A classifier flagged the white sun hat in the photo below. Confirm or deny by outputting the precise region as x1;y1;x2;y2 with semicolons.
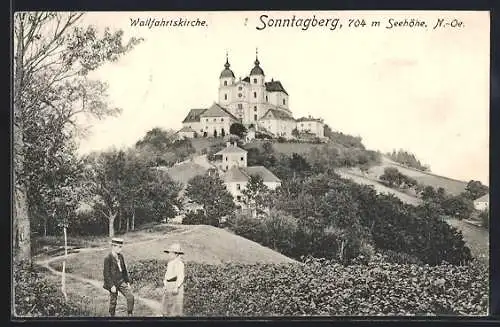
164;243;184;254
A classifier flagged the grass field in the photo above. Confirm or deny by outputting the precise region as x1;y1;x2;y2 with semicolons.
336;169;423;206
444;218;489;265
47;224;295;282
368;156;468;195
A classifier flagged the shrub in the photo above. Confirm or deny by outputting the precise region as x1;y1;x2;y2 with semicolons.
129;258;488;316
182;210;219;227
13;261;89;317
479;210;489;229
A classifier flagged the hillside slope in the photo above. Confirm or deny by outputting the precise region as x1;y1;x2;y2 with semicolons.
336;169;422;206
370;156;468;195
48;224;296;282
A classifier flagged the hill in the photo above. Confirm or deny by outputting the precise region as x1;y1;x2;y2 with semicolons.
336;169;422;206
370;156;468;195
46;224;296;282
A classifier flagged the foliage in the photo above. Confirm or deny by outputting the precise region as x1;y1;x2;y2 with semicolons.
135;128;195;166
324;125;365;149
386;149;430;171
259;172;472;266
183;209;219;227
13;12;142;262
207;141;226;161
229;123;247;138
442;195;475;220
185;172;235;221
129;258;488;316
81;149;182;236
14;261;90;317
380;167;417;189
463;180;489;201
479;210;489;229
307;144;380;172
241;175;271;217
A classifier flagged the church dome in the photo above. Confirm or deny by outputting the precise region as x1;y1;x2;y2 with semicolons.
220;56;235;79
250;57;264;76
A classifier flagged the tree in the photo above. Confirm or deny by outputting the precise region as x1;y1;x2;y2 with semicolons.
291;128;300;138
13;12;142;263
386;149;429;171
241;175;270;217
379;167;401;188
83;150;182;236
464;180;489;200
229;123;247;138
83;150;127;237
421;186;437;201
442;195;474;219
135;127;175;151
185;173;235;223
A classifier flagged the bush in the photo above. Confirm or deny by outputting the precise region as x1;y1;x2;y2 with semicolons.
13;261;89;317
183;210;219;227
129;258;488;316
479;210;489;228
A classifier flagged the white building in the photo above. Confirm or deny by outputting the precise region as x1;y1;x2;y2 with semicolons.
214;142;281;205
474;193;489;211
296;116;325;139
181;103;239;138
178;50;326;139
259;109;296;139
218;51;291;127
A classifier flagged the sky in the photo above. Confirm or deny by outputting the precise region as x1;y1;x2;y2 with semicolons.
75;11;489;185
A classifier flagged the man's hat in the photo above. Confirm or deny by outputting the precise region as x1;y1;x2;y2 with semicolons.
164;243;184;254
111;237;124;245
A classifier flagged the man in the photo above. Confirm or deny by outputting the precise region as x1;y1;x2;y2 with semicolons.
103;237;135;317
162;243;185;317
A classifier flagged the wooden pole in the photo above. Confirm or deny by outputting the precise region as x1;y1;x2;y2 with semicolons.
62;225;68;301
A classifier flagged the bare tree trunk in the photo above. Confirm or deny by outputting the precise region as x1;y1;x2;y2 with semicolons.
13;16;31;264
126;209;130;233
131;208;135;231
44;216;48;237
108;212;116;238
117;210;122;233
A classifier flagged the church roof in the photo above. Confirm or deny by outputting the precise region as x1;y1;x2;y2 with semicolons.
474;193;489;202
200;103;239;120
265;81;288;95
296;116;324;123
242;76;250;83
220;56;235;79
260;108;296;121
224;166;281;184
220;68;235;78
182;109;206;123
242;166;281;183
215;143;247;155
223;166;249;183
177;126;196;133
250;57;265;76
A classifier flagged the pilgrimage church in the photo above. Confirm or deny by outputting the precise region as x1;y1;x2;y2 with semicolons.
179;50;325;140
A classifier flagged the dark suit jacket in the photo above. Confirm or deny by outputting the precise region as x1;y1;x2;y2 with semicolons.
103;252;130;291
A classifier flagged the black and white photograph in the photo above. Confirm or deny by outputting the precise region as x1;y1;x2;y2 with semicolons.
12;10;489;318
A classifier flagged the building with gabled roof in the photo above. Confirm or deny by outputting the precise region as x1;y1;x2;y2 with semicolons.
474;193;489;211
296;115;325;138
178;50;326;140
213;142;281;205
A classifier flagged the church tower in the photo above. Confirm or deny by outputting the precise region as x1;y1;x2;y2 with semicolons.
248;48;266;124
219;52;235;106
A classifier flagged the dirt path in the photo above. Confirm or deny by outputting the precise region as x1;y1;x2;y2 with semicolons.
34;225;201;317
37;254;163;316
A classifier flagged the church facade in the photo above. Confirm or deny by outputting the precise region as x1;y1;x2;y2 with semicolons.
180;51;325;140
